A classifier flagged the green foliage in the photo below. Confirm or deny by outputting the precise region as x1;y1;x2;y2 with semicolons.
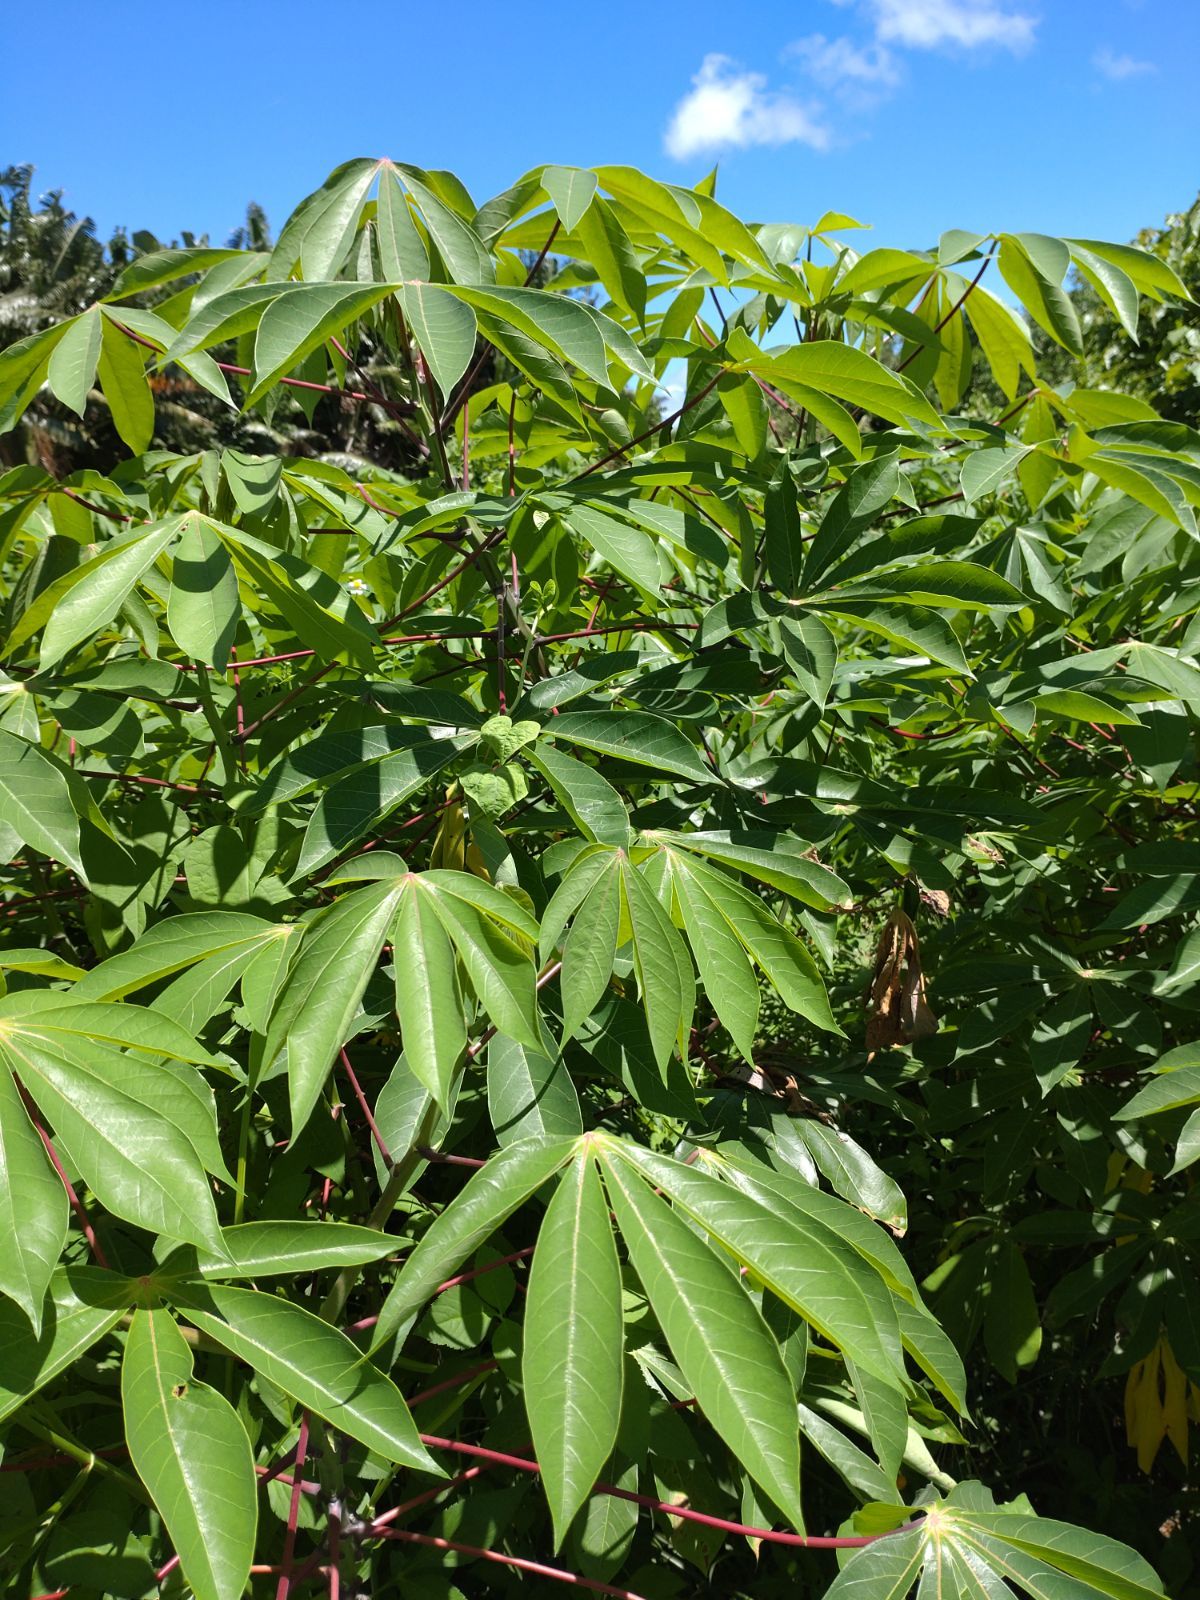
1;157;1198;1599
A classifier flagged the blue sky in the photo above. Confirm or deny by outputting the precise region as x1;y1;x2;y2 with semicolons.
5;0;1198;256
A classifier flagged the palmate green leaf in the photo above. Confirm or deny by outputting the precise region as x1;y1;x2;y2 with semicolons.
267;157;377;279
1115;1046;1200;1121
654;829;852;912
559;860;622;1041
680;855;840;1034
780;612;839;709
396;166;495;286
819;599;972;676
425;880;542;1048
0;1061;67;1331
671;854;760;1063
565;503;661;593
376;171;430;282
224;533;378;669
488;1028;583;1144
964;285;1035;401
178;1282;438;1471
796;1122;908;1234
248;722;475;814
998;234;1083;357
600;1151;805;1529
542;166;599;233
0;1022;226;1254
370;1137;577;1352
98;314;155;452
739;341;943;431
443;284;612;387
394;283;477;399
0;991;226;1068
831;561;1026;610
527;743;630;847
122;1307;257;1600
958;1508;1164;1600
824;1527;928;1600
194;1220;400;1277
166;520;240;671
265;878;404;1133
0;729;87;879
545;710;715;786
573;194;647;323
245;282;398;406
523;1152;623;1547
46;307;103;416
611;1142;908;1391
620;854;694;1069
391;880;466;1107
0;1265;131;1422
294;735;469;876
72;910;280;1000
7;517;181;670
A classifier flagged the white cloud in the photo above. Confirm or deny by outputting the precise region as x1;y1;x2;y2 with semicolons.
664;54;830;161
866;0;1036;52
788;33;902;90
1092;46;1155;80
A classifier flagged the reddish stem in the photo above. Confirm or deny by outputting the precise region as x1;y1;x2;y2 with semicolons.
372;1527;650;1598
18;1084;110;1268
576;373;721;480
896;245;995;375
275;1412;310;1600
338;1048;393;1167
407;1358;500;1408
416;1434;917;1550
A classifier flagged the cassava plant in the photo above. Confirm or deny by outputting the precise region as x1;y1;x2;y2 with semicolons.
0;158;1198;1600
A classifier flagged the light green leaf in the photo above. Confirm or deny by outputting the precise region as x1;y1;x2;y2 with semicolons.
180;1282;438;1471
33;519;180;670
672;857;760;1063
601;1153;804;1527
546;711;715;786
377;172;430;282
0;1025;225;1254
0;1063;67;1332
46;309;103;416
488;1029;583;1144
122;1308;256;1600
370;1137;577;1352
392;881;466;1107
527;744;630;847
264;879;405;1133
524;1153;623;1546
741;341;942;431
395;283;478;400
425;883;542;1048
621;856;693;1069
98;315;155;452
196;1220;400;1277
167;521;240;671
566;504;661;593
542;166;599;233
611;1142;907;1390
247;283;397;407
0;729;87;880
559;863;622;1041
0;1266;130;1422
72;911;278;1001
295;737;467;877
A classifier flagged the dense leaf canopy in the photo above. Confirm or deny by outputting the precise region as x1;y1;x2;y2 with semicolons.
0;159;1198;1600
